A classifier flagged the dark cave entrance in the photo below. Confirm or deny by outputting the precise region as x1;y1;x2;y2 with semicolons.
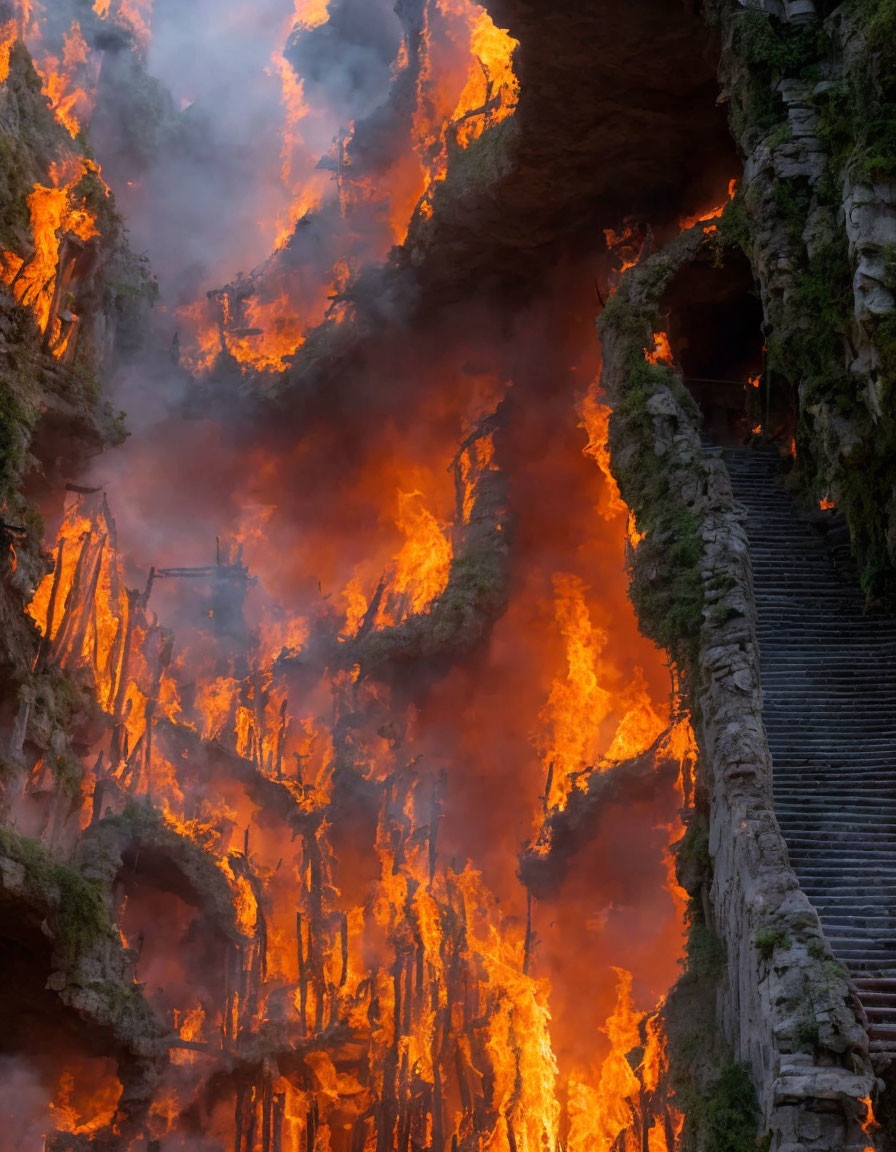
661;249;766;446
0;888;123;1142
115;843;232;1034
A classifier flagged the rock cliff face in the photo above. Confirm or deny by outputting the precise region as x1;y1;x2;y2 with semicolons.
708;0;896;596
0;31;166;1142
594;2;896;1146
599;227;881;1149
403;0;735;297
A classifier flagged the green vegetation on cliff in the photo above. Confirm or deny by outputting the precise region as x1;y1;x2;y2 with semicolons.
599;248;707;673
713;0;896;599
0;826;114;966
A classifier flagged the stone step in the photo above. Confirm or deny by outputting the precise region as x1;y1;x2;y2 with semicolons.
868;1024;896;1039
785;836;896;850
776;808;896;819
855;978;896;992
816;925;896;940
725;446;896;1011
815;898;896;907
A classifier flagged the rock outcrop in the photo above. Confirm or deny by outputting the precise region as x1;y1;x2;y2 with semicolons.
709;0;896;596
600;226;879;1150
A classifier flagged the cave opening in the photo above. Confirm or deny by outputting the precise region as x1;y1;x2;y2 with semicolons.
0;888;123;1143
115;848;231;1033
661;249;766;446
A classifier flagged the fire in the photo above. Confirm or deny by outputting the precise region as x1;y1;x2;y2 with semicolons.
379;490;453;624
0;19;16;84
860;1095;877;1151
568;971;643;1152
580;388;645;548
173;0;521;374
537;573;612;810
7;6;692;1148
49;1068;119;1136
0;159;103;355
644;332;675;367
118;0;153;49
819;496;835;510
580;391;628;521
451;8;520;149
604;223;649;292
411;0;519;226
749;374;760;389
678;178;737;231
536;575;666;814
36;22;94;137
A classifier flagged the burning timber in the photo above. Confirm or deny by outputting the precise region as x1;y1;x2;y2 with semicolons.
4;0;896;1147
0;421;539;1149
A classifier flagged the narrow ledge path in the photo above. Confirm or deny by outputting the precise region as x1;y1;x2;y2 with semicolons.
722;443;896;1065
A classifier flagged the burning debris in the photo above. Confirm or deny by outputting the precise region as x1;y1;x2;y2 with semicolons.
0;3;702;1149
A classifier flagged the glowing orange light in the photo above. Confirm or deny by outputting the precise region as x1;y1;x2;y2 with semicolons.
678;177;738;231
645;331;674;367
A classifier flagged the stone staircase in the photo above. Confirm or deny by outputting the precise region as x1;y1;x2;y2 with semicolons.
722;443;896;1066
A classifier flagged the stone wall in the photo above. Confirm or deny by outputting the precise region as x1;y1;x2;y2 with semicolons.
600;227;879;1151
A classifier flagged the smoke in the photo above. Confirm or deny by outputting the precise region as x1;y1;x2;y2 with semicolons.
286;0;402;123
0;1058;55;1150
90;0;291;306
90;0;403;311
16;0;694;1144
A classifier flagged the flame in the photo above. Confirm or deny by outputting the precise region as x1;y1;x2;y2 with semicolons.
604;223;647;291
0;159;103;353
0;19;16;84
536;573;612;809
568;971;643;1152
644;332;674;368
860;1095;877;1151
10;7;693;1147
49;1068;119;1136
579;386;645;545
36;22;94;137
377;490;452;625
580;392;627;521
411;0;519;227
451;8;519;149
678;178;737;231
536;575;665;814
118;0;153;49
819;497;835;510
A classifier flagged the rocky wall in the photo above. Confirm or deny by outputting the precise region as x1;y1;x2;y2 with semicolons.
709;0;896;597
600;227;879;1151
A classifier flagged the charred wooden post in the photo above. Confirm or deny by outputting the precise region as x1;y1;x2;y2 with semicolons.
274;697;289;780
47;529;93;662
339;912;349;989
273;1093;286;1152
297;910;310;1036
110;589;140;765
35;536;66;670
